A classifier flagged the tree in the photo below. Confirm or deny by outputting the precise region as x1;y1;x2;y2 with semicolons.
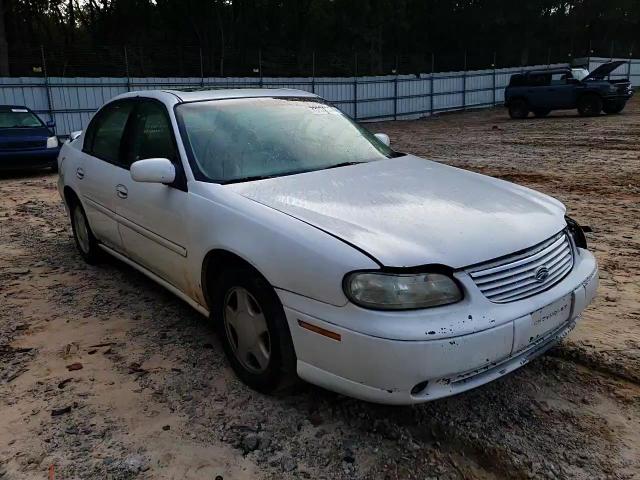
0;0;9;75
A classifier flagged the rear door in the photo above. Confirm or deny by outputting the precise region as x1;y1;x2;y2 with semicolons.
525;74;552;109
76;100;136;250
111;99;191;293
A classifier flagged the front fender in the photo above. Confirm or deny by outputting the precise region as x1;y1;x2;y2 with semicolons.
187;182;379;307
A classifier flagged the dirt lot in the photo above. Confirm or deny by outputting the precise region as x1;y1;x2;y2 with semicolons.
1;99;639;480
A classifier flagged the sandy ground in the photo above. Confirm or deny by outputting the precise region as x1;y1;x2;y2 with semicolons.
1;99;639;480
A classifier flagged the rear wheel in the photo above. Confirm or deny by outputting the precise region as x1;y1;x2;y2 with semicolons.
533;109;551;118
508;99;529;119
70;201;101;264
577;94;603;116
213;267;298;394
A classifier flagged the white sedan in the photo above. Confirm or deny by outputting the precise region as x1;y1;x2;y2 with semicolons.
57;89;598;404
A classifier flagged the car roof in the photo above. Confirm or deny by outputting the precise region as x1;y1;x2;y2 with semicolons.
111;88;321;112
525;68;571;76
162;88;318;103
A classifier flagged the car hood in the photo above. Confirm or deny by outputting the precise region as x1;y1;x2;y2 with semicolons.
584;60;626;81
227;155;567;268
0;126;51;144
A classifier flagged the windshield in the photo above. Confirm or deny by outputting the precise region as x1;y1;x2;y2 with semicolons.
176;97;398;183
0;109;43;128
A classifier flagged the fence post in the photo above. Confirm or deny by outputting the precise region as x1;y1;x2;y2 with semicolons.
124;46;131;91
311;51;316;94
462;50;467;110
429;53;434;116
393;55;398;120
40;45;55;134
353;53;358;120
492;51;497;107
259;49;263;88
199;47;204;87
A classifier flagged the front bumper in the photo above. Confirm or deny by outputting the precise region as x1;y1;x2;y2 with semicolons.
0;147;60;170
279;249;598;405
604;90;634;102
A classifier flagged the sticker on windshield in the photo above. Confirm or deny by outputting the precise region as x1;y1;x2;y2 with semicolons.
309;105;341;115
11;108;28;113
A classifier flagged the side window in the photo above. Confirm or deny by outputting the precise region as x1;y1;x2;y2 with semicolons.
527;74;551;87
86;101;134;164
124;101;178;168
551;73;569;85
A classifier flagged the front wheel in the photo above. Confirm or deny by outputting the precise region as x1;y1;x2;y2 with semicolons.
213;268;298;394
70;202;101;264
577;94;603;116
508;99;529;119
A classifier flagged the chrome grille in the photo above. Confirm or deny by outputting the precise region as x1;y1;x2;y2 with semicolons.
467;231;574;303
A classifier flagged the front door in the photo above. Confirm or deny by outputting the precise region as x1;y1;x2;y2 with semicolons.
546;73;578;109
112;99;191;294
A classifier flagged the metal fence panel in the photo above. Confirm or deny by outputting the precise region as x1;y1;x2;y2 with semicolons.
2;59;637;136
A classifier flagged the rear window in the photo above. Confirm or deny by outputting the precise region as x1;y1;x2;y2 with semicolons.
0;109;43;128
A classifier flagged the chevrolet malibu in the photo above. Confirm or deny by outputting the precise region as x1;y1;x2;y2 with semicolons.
57;89;598;404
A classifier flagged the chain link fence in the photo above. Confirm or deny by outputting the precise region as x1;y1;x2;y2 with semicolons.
7;42;638;78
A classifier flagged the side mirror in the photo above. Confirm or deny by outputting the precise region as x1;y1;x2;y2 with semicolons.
46;120;56;128
130;158;176;184
69;130;82;141
374;133;390;147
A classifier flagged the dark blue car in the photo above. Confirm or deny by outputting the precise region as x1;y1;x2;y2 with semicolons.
0;105;60;171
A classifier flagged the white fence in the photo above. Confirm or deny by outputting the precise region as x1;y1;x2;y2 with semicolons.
0;57;637;136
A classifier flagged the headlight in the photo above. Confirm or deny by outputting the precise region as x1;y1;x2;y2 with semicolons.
46;136;59;149
565;215;587;249
344;271;463;310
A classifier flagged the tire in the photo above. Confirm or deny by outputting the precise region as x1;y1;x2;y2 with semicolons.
603;103;625;114
69;201;101;264
212;267;298;395
508;99;529;119
50;162;59;173
533;109;551;118
577;94;603;117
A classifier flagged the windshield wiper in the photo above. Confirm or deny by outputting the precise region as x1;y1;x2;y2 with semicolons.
319;161;366;171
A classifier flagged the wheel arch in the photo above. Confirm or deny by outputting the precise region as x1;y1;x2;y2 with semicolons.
577;90;603;102
506;95;528;107
201;248;275;312
63;185;81;209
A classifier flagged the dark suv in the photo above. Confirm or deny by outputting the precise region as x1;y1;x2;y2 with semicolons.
505;61;634;119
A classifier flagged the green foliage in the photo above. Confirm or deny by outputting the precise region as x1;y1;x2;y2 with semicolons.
2;0;639;76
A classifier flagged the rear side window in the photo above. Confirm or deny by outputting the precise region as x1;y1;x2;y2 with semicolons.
527;74;550;87
509;75;526;87
123;101;177;168
85;101;134;164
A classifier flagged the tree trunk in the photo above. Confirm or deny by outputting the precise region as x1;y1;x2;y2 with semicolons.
0;0;10;76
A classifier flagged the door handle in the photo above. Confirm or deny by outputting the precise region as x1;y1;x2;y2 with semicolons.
116;184;128;199
76;167;84;179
